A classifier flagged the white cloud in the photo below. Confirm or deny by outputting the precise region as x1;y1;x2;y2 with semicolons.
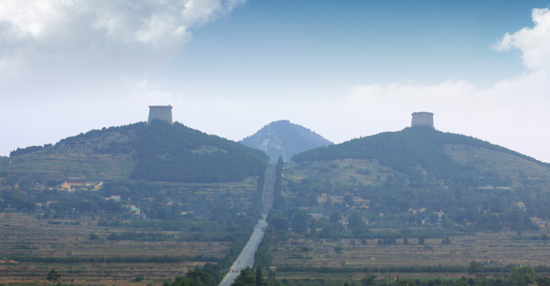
0;0;244;79
494;8;550;71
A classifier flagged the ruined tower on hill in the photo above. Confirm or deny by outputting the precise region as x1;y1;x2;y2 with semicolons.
411;112;434;128
148;105;173;124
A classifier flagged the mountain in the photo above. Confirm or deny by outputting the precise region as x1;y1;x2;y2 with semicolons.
292;126;550;187
240;120;333;161
3;120;268;183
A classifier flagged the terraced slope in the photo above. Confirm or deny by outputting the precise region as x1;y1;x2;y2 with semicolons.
292;126;550;186
2;121;269;183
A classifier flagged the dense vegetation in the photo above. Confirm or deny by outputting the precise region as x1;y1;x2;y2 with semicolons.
9;144;52;157
292;126;549;185
132;120;269;182
8;120;269;183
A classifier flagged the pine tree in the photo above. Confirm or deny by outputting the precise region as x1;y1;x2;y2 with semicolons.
256;268;264;286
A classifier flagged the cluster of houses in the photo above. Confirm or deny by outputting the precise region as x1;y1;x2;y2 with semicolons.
60;178;103;193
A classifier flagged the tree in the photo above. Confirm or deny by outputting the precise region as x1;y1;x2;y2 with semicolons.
398;279;417;286
403;237;409;245
46;269;61;285
536;277;550;286
344;194;354;206
231;267;256;286
255;267;264;286
468;260;483;275
329;211;342;223
185;268;216;286
361;239;368;245
171;276;190;286
334;244;344;254
418;236;425;245
348;210;364;228
292;211;310;234
361;275;377;286
510;266;536;286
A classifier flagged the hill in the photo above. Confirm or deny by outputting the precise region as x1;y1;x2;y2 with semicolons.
3;120;268;183
292;126;550;186
240;120;332;161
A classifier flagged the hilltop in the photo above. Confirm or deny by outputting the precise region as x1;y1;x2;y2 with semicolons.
240;120;332;161
3;120;268;183
292;126;550;187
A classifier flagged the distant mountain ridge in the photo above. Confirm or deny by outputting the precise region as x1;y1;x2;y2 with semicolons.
240;120;333;161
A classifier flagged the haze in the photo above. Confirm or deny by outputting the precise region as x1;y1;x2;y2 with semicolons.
1;0;550;162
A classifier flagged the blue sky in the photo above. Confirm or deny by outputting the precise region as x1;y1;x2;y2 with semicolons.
1;0;550;162
171;0;538;87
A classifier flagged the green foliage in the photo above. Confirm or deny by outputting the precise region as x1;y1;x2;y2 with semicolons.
292;126;548;185
418;236;425;245
333;244;344;254
536;277;550;286
255;267;264;286
46;269;61;284
361;275;376;286
510;266;536;286
131;120;268;183
468;260;483;275
254;225;274;269
397;279;417;286
131;275;145;282
10;144;52;157
231;267;256;286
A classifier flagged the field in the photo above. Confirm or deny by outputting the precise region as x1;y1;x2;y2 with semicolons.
269;230;550;280
0;213;230;285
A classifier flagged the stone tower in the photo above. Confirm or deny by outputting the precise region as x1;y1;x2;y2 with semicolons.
148;105;173;124
411;112;434;128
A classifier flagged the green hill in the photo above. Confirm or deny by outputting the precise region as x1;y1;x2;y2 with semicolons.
292;126;550;186
3;121;268;183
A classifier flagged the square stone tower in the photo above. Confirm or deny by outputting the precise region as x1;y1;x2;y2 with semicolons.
148;105;173;124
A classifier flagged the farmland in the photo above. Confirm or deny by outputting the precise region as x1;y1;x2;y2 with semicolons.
268;230;550;280
0;213;229;285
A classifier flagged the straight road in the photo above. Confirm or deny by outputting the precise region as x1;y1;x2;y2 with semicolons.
218;162;276;286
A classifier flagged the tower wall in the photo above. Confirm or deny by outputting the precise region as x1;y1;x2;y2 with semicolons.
148;105;173;124
411;112;434;128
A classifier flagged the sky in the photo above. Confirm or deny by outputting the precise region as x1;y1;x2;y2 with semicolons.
1;0;550;162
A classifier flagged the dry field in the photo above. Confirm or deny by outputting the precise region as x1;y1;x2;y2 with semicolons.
270;230;550;279
0;262;206;286
0;213;230;285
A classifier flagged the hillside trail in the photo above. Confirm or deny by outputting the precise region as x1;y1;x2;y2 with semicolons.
218;162;276;286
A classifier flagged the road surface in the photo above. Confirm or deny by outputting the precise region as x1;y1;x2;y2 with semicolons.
218;162;276;286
